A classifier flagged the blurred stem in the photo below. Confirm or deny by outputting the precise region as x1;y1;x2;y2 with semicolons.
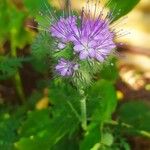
79;89;87;131
107;120;150;138
11;32;25;103
65;0;71;16
99;123;104;141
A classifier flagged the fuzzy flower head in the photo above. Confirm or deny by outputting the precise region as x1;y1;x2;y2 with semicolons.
73;19;116;61
45;0;123;78
50;2;116;60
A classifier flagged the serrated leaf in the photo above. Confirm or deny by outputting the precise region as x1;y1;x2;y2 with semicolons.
15;83;81;150
31;32;53;73
0;112;21;150
0;57;22;80
31;32;52;60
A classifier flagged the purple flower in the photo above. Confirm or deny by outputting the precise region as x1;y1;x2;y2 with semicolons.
55;58;78;76
72;19;116;61
50;16;78;49
50;1;117;63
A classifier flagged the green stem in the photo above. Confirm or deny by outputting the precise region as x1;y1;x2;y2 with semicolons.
107;120;150;138
11;33;25;103
13;71;25;103
79;89;87;131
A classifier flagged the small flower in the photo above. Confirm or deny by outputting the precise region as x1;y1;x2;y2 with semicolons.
55;58;78;76
50;16;78;48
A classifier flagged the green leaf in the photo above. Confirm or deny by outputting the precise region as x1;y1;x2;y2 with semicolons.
15;83;81;150
0;111;21;150
0;56;22;80
80;125;114;150
80;123;101;150
107;0;140;20
54;44;74;60
99;58;118;82
87;80;117;124
51;134;79;150
15;109;51;150
31;32;53;73
31;57;49;73
80;80;117;149
15;134;51;150
118;101;150;132
101;133;114;146
0;96;42;150
31;32;52;60
19;109;51;137
23;0;44;14
15;111;79;150
120;139;131;150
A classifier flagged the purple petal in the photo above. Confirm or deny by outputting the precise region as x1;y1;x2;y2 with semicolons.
79;51;89;60
66;70;72;76
60;68;68;76
55;64;64;70
50;16;78;43
88;41;97;48
95;53;104;62
74;44;85;52
88;48;95;58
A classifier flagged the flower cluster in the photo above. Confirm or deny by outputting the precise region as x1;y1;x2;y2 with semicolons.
50;2;116;77
55;58;78;76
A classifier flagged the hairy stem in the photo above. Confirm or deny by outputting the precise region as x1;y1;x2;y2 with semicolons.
79;89;87;130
